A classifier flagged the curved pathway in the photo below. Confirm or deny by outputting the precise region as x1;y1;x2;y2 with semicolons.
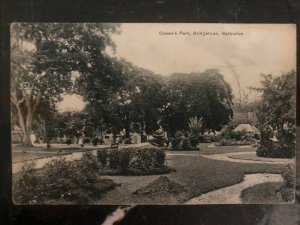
200;151;294;165
185;173;284;204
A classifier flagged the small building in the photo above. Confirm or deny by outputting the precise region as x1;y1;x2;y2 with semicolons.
232;123;260;136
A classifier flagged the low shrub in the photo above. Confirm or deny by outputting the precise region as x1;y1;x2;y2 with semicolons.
217;138;254;146
282;164;296;188
167;131;199;150
257;141;295;158
131;149;154;171
92;138;99;146
108;149;119;169
154;148;166;167
13;157;115;204
97;149;108;166
118;149;132;171
279;164;296;202
189;135;199;147
66;139;72;145
83;138;91;144
97;147;168;173
169;138;179;148
148;131;165;147
123;138;132;144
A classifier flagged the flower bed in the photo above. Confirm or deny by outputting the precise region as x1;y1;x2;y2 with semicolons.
216;138;258;146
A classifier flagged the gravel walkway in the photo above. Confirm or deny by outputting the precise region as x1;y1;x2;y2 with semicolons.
201;152;294;165
185;173;284;204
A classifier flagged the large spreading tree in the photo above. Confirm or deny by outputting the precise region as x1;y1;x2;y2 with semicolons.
161;69;233;138
11;23;120;146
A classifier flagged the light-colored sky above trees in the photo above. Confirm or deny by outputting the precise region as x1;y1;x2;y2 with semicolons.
58;23;296;111
111;23;296;100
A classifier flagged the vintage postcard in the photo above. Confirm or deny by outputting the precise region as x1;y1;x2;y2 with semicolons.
11;23;296;205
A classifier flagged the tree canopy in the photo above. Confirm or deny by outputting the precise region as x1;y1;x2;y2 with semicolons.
11;23;120;146
160;69;233;137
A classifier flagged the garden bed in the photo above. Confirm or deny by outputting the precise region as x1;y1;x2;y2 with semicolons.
13;147;173;204
13;157;117;204
198;143;256;155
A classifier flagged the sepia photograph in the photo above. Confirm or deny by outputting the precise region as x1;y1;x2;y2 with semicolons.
11;23;296;205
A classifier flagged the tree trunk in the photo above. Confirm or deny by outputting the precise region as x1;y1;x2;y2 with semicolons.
11;86;42;147
16;106;26;143
23;125;33;146
125;124;130;139
112;128;117;144
140;122;145;142
23;109;34;147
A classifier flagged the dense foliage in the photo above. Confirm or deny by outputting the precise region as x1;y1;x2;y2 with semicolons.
13;155;116;204
255;71;296;158
97;148;171;175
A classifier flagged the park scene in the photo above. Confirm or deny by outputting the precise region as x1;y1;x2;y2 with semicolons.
11;23;296;205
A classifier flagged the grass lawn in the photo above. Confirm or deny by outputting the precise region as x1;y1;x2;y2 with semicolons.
167;154;286;202
240;182;285;204
198;143;256;155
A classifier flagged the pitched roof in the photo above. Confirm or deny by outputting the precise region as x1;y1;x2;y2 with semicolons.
233;124;259;133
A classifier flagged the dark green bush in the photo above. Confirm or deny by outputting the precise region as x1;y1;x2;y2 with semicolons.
148;132;165;147
97;148;168;173
123;138;132;144
66;139;72;145
170;138;179;148
179;137;192;150
13;158;115;204
127;148;166;171
282;164;296;188
257;139;295;158
189;134;199;147
131;149;155;171
83;138;91;144
118;149;132;171
108;149;119;169
97;149;108;166
79;153;100;171
92;138;99;146
154;149;166;166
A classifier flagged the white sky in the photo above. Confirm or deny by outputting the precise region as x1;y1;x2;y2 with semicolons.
57;94;85;112
111;23;296;101
58;23;296;111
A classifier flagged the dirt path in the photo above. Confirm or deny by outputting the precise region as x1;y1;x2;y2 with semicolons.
185;173;284;204
200;152;294;165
